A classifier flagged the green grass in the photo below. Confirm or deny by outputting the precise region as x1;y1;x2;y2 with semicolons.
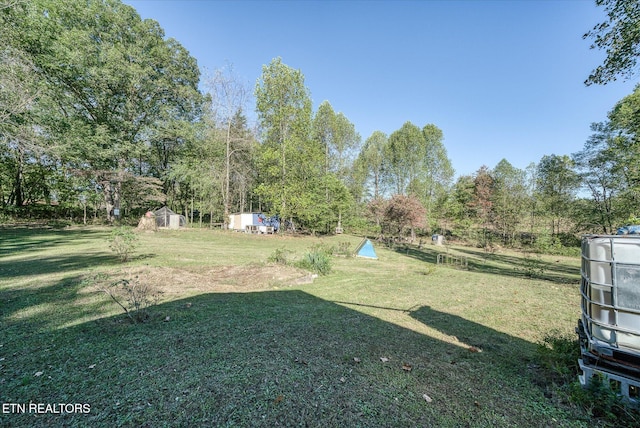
0;226;592;427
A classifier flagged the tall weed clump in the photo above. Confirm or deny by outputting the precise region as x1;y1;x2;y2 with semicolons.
296;244;332;275
296;251;332;275
536;331;640;426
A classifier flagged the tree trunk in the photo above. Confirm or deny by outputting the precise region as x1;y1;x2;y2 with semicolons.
224;120;231;229
103;181;114;222
190;195;194;224
12;146;25;207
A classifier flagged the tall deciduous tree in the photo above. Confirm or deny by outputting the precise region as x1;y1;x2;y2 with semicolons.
607;84;640;196
471;166;495;244
570;84;640;233
445;174;476;239
0;2;54;209
313;101;336;182
573;122;623;233
7;0;204;220
385;121;423;195
206;64;254;227
168;114;223;225
584;0;640;85
536;155;580;235
311;100;360;230
491;159;528;244
255;57;319;225
355;131;387;201
419;124;454;226
330;111;361;180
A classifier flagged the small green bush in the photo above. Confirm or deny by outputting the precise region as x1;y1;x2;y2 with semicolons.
268;247;292;265
108;226;139;262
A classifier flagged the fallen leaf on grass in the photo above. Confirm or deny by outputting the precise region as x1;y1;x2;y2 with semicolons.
274;395;283;404
401;363;412;372
353;357;361;363
34;371;43;377
422;394;432;403
380;357;389;362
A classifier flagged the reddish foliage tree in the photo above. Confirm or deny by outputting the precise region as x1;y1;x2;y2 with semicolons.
470;166;494;227
366;197;388;228
383;194;426;241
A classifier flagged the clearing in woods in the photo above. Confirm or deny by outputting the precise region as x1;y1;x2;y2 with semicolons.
0;226;585;427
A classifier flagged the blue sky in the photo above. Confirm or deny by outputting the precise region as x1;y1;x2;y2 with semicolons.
125;0;638;177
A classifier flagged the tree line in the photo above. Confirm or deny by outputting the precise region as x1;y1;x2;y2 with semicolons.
1;0;639;248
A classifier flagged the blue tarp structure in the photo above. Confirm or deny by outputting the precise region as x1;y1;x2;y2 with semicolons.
355;238;378;259
617;225;640;235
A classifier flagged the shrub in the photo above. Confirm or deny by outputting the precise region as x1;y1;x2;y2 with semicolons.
535;331;640;425
99;275;161;323
533;232;580;257
108;226;139;262
268;247;292;265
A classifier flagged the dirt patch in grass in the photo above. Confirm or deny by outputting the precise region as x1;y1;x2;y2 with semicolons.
101;264;309;297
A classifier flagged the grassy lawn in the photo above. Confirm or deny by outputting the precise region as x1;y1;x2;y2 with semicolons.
0;226;589;427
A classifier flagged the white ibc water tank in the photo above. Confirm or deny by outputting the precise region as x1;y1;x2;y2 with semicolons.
582;235;640;353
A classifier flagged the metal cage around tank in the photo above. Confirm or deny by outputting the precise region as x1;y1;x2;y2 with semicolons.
578;234;640;404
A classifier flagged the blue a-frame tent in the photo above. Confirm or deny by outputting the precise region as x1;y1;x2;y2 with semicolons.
355;238;378;259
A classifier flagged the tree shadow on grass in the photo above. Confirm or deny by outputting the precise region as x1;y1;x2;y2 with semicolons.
1;290;580;428
0;253;120;279
409;305;537;371
393;244;579;284
0;227;109;257
454;247;579;284
0;275;113;337
0;226;117;278
0;226;155;279
392;244;440;264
